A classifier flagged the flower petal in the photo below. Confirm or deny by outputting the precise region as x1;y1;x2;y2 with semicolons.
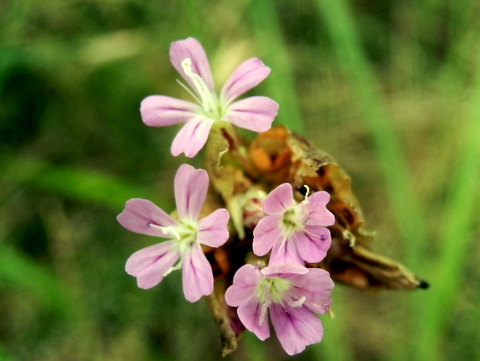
270;304;323;356
224;264;261;307
181;243;214;302
237;296;270;341
174;164;209;221
289;268;334;314
169;37;214;92
224;96;278;133
262;264;308;278
304;191;335;226
225;282;257;308
171;116;214;158
293;226;331;263
268;238;304;266
221;58;271;102
117;198;177;237
140;95;199;127
263;183;295;215
252;215;283;256
197;208;230;247
125;241;180;289
232;264;263;286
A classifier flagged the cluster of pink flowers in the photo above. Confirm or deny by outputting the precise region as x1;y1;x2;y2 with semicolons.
117;37;336;355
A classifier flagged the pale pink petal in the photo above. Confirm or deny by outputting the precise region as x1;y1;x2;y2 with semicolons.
268;238;304;266
270;304;323;356
262;264;308;278
293;226;331;263
125;241;180;289
221;58;271;102
171;116;214;158
263;183;295;215
117;199;177;237
288;269;334;314
252;215;283;256
169;37;214;92
224;96;278;132
224;265;261;307
140;95;199;127
174;164;209;221
181;243;214;302
232;264;263;287
304;191;335;226
196;208;230;247
224;282;257;308
237;297;270;341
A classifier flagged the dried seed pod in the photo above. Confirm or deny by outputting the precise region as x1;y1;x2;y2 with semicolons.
203;125;427;355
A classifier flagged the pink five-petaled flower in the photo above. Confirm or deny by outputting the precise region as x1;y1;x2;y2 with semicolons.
117;164;230;303
225;263;334;356
253;183;335;266
141;37;279;158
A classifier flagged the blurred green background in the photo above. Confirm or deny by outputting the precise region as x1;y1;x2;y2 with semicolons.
1;0;479;360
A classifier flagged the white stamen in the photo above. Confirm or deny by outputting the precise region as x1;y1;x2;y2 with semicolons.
259;297;271;326
302;185;311;204
181;58;215;111
176;79;201;104
277;233;289;254
288;295;306;308
149;224;181;240
163;260;183;277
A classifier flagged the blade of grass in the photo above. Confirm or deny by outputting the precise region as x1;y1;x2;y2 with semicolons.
313;0;427;269
413;48;480;361
311;288;352;361
0;241;73;315
182;0;201;39
248;0;304;134
313;2;429;360
0;345;14;361
243;332;268;361
0;154;157;211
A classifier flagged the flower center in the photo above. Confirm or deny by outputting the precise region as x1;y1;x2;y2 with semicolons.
257;276;292;304
279;207;305;240
148;220;198;278
150;221;198;253
255;272;306;326
180;58;226;121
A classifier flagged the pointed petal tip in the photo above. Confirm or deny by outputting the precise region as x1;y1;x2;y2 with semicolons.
169;37;214;92
221;57;272;101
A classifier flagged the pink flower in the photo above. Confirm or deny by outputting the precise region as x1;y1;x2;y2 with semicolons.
225;263;334;355
141;37;279;158
253;183;335;265
117;164;230;302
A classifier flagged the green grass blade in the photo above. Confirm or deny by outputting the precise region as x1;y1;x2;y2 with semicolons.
0;154;156;211
242;332;268;361
413;61;480;361
314;0;427;268
182;0;201;38
311;288;352;361
248;0;304;134
0;241;73;315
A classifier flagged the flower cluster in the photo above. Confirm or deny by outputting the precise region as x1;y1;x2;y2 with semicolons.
117;37;335;356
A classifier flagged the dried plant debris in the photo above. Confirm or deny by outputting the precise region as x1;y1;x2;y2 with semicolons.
203;125;428;355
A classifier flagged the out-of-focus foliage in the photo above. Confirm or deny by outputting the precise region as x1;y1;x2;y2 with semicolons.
1;0;479;360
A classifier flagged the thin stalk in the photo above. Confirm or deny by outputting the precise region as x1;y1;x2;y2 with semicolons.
314;0;427;269
248;0;304;134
